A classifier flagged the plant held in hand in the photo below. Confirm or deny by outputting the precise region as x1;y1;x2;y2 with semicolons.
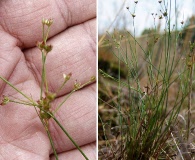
0;19;95;160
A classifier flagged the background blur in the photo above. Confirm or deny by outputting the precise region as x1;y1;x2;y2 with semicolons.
98;0;195;36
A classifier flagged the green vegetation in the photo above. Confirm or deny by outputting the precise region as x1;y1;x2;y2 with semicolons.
98;1;195;159
0;19;95;160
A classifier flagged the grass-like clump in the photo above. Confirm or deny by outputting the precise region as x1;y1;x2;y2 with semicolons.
98;0;195;159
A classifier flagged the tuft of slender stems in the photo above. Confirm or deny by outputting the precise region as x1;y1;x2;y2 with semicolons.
98;0;194;159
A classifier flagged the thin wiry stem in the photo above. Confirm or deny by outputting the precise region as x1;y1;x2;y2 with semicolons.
171;132;184;160
45;123;58;160
40;52;46;99
0;76;36;105
53;90;75;114
52;115;89;160
34;107;59;160
54;79;95;114
187;55;193;140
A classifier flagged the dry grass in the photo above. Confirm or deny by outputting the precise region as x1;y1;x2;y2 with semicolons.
98;23;195;159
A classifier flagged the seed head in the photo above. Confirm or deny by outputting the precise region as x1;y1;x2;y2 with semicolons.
163;12;167;17
159;15;163;19
131;14;136;18
63;73;72;81
37;41;53;53
0;96;9;105
44;44;53;53
42;18;53;27
45;92;56;101
74;80;81;89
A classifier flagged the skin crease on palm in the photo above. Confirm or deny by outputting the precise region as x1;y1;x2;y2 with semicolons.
0;0;96;160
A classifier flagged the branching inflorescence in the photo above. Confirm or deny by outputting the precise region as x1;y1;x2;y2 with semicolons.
0;18;95;160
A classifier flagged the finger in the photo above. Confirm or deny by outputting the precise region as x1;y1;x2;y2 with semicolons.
0;56;50;159
0;114;51;160
49;84;96;152
50;142;96;160
0;65;95;158
25;19;96;96
0;0;96;48
0;28;23;92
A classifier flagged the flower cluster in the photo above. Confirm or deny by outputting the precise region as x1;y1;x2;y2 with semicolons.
37;18;53;54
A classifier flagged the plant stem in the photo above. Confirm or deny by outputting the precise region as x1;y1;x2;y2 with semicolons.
40;52;45;99
40;52;48;99
44;122;58;160
45;26;51;42
9;99;36;106
0;76;36;105
52;116;89;160
42;23;45;43
54;79;95;114
53;90;75;114
35;108;88;159
187;55;193;140
34;107;59;160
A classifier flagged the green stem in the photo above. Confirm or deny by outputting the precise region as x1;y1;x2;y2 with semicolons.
52;116;89;160
45;26;51;42
0;76;36;105
56;80;68;95
54;79;95;114
44;65;49;93
187;57;193;140
53;90;75;114
40;52;44;99
42;23;45;43
9;99;37;107
99;69;141;93
34;108;88;159
34;107;58;160
44;122;58;160
40;52;48;99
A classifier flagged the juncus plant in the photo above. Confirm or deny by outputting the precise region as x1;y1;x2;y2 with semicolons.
0;19;95;160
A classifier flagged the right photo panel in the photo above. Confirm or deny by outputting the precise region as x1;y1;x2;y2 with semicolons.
98;0;195;159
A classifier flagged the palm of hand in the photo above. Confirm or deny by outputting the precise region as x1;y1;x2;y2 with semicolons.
0;1;96;159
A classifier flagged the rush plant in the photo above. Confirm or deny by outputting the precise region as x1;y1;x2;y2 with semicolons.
98;0;194;159
0;19;95;160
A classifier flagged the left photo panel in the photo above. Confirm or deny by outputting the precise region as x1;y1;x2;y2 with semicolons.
0;0;96;160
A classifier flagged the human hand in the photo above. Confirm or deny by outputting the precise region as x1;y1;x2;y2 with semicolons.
0;0;96;159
